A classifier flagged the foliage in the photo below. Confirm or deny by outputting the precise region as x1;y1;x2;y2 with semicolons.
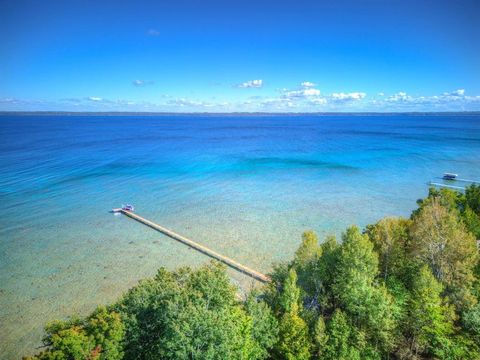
24;307;124;360
365;217;411;281
462;302;480;342
115;262;276;360
313;234;339;313
278;268;301;314
244;292;279;359
331;226;396;354
464;206;480;239
416;185;480;239
294;230;322;268
403;266;456;358
322;309;362;360
27;186;480;360
312;315;328;358
274;268;311;360
465;184;480;215
410;198;478;309
276;311;311;360
293;231;323;297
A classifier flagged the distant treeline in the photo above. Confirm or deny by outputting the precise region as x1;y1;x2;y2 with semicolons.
25;185;480;360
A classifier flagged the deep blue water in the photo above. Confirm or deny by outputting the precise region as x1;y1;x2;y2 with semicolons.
1;114;480;358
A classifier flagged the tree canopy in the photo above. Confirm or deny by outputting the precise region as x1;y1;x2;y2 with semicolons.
26;185;480;360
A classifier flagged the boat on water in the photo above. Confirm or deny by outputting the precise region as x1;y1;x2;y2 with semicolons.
443;173;458;180
122;204;135;212
112;204;135;213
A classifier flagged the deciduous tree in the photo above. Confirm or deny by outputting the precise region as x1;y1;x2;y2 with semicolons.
410;198;478;309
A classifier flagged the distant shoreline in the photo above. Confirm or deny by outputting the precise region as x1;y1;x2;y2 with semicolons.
1;111;480;117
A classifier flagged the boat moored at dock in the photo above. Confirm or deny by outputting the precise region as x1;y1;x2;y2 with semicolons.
112;204;135;213
122;204;135;212
443;173;458;180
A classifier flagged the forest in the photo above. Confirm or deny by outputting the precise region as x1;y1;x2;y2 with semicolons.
25;185;480;359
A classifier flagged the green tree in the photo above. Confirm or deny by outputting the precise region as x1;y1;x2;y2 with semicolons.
35;322;93;360
463;303;480;343
313;315;328;358
115;262;275;360
465;184;480;215
463;206;480;239
86;306;125;360
114;268;179;359
274;268;311;359
331;226;396;354
323;309;360;360
244;293;279;359
294;230;322;268
276;311;311;360
365;217;411;281
26;307;124;360
415;185;480;240
415;187;462;216
293;231;323;297
404;265;456;359
314;235;339;313
278;268;301;314
410;198;478;309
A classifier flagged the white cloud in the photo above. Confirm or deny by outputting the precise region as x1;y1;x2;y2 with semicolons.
443;89;465;97
309;97;328;105
237;79;263;88
0;97;19;104
303;88;321;96
280;86;368;108
301;81;316;88
3;87;480;113
255;97;301;110
386;92;411;102
167;98;230;109
284;88;321;98
377;92;385;96
374;89;480;110
133;79;154;87
168;98;203;107
331;92;366;101
147;29;160;36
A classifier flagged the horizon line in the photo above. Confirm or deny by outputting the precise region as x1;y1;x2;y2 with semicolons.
2;110;480;116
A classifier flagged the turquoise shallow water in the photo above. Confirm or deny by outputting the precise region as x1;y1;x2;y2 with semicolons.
1;114;480;358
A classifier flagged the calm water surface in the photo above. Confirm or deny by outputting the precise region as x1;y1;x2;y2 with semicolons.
1;114;479;358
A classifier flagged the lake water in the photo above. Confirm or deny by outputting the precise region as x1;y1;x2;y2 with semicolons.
1;114;479;358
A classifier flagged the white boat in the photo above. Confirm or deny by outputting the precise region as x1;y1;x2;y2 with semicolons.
443;173;458;180
122;204;135;212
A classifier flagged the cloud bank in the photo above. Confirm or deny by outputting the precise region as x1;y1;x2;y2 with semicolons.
1;86;479;112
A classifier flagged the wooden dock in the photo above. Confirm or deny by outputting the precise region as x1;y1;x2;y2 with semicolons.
428;182;466;191
455;178;480;185
429;176;479;191
113;209;271;283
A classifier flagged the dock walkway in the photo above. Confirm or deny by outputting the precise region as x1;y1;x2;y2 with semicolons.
429;178;480;191
428;182;466;191
113;209;271;283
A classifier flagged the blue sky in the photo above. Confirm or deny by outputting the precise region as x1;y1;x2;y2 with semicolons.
1;0;479;112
